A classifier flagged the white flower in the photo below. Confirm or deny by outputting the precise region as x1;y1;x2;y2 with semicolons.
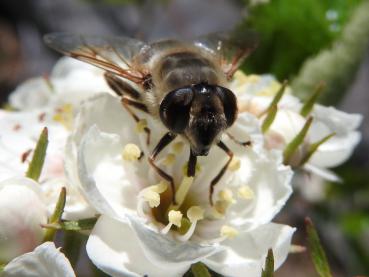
66;93;295;276
3;242;76;277
0;177;47;263
0;58;108;220
231;72;362;182
9;57;112;111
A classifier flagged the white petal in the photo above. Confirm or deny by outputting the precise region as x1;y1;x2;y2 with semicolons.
303;163;342;182
309;131;361;168
203;223;295;277
0;178;47;262
86;215;189;277
312;104;362;133
41;178;96;220
3;242;75;277
77;125;142;219
128;214;221;266
9;78;52;110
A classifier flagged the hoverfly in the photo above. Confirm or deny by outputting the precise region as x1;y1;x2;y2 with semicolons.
44;31;258;205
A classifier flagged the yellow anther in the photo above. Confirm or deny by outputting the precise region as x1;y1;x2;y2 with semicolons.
214;200;229;216
187;206;204;223
172;141;184;154
152;181;168;194
163;153;176;166
135;119;148;133
246;74;261;84
220;225;239;239
122;143;141;161
219;189;235;204
229;157;241;171
168;210;183;227
61;103;73;113
238;185;255;200
53;103;74;130
142;190;160;208
52;113;63;123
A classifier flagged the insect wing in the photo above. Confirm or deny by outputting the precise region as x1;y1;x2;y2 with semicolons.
193;30;259;79
44;33;148;83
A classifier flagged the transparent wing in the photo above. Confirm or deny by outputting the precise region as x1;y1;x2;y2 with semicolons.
44;33;148;83
193;30;259;79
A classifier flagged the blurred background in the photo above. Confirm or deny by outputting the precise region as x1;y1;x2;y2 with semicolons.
0;0;368;276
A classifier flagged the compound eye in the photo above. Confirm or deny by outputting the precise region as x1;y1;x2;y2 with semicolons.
160;87;194;133
215;86;238;127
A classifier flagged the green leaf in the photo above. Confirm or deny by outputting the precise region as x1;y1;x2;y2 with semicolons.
191;262;211;277
43;217;99;232
299;133;335;166
43;187;66;241
283;117;313;165
262;104;278;134
300;82;325;117
262;249;274;277
305;217;332;277
26;127;48;181
268;80;288;109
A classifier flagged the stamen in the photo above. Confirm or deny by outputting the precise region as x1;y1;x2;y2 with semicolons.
220;225;239;239
142;190;160;208
122;143;141;161
136;119;148;133
53;103;74;130
187;206;204;223
138;182;167;208
229;157;241;171
238;185;255;200
172;141;184;154
182;163;201;176
163;153;176;166
168;210;182;227
218;189;236;204
152;181;168;194
176;206;204;242
170;176;194;210
161;210;183;234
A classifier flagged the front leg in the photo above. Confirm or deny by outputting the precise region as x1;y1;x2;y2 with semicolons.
209;141;234;205
226;132;251;147
149;132;177;203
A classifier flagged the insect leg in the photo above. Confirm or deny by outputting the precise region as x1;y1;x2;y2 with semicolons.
121;97;151;145
149;132;177;203
105;72;151;144
226;132;252;147
209;141;233;205
187;150;197;177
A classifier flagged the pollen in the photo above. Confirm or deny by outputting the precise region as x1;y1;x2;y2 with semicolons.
220;225;239;239
142;189;160;208
229;157;241;171
187;206;204;223
172;141;184;154
238;185;255;200
219;189;236;204
168;210;183;227
163;153;176;166
53;103;74;130
135;119;148;133
122;143;141;161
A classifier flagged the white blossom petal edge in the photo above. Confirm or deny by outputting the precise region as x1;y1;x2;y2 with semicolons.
3;242;76;277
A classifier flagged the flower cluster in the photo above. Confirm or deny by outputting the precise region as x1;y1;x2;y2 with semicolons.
0;57;361;276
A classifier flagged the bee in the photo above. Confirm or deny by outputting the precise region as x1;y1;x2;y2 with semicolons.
44;31;258;205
